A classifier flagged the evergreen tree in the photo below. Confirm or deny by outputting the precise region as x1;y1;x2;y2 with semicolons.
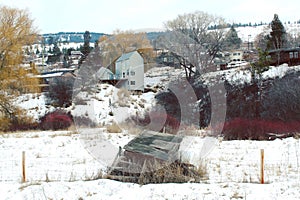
53;42;61;55
48;36;54;45
270;14;286;49
79;31;91;65
224;26;242;50
82;30;91;56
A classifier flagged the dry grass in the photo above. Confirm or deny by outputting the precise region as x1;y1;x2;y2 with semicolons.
294;133;300;139
116;88;131;107
109;158;205;185
106;122;122;133
49;131;79;138
118;121;143;135
197;160;209;181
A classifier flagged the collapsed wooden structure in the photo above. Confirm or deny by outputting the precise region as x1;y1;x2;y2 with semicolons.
107;131;200;184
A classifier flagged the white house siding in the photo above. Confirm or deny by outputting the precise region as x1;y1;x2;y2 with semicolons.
115;51;144;91
230;51;244;62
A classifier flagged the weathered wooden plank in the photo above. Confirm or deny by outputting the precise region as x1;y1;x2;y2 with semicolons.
150;140;180;151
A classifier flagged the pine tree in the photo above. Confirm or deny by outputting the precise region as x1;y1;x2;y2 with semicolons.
82;31;91;56
79;31;91;65
224;26;242;50
53;42;61;55
270;14;286;49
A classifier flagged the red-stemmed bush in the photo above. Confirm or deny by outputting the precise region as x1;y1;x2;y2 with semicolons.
220;118;300;140
39;110;73;130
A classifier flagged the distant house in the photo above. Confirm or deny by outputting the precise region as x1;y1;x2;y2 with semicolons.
268;48;300;66
155;49;181;68
69;51;83;66
35;68;76;91
115;51;144;91
229;50;244;62
217;50;248;70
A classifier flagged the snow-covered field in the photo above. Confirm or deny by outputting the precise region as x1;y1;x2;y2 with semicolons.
0;130;299;200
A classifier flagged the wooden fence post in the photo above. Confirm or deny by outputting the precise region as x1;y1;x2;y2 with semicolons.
22;151;26;183
260;149;264;184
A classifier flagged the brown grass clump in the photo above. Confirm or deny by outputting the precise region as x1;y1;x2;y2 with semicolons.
106;122;122;133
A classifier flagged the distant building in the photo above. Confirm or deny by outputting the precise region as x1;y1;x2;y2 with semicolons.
216;50;248;70
114;51;144;91
69;51;83;66
34;68;76;91
229;50;244;62
268;48;300;66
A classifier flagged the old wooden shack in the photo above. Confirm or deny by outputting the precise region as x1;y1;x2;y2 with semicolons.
107;131;200;184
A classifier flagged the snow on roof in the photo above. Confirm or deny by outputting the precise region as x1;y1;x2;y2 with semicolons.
35;72;64;78
116;51;138;62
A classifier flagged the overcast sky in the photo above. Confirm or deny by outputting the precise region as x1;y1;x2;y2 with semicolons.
1;0;299;34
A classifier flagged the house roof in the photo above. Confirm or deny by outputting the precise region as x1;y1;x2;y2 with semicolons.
96;67;114;78
269;47;300;53
116;51;138;62
35;70;76;79
124;130;183;161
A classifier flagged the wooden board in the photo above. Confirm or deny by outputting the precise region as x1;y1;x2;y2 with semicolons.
124;130;183;161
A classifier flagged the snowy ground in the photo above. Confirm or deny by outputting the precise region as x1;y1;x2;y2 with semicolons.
0;130;299;200
8;65;300;199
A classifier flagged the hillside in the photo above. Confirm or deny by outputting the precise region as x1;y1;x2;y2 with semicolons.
41;23;300;45
42;31;165;44
42;32;106;43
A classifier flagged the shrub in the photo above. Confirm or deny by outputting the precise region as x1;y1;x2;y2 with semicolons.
106;122;122;133
131;111;180;134
8;121;38;132
221;118;300;140
116;88;131;107
0;108;37;132
73;116;97;128
0;117;11;132
46;77;74;107
39;110;73;130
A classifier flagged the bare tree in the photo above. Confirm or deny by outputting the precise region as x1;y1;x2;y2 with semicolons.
157;11;227;80
254;26;272;51
98;30;153;69
46;77;74;107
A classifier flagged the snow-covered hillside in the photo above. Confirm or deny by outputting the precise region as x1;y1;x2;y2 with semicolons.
234;23;300;42
16;64;300;126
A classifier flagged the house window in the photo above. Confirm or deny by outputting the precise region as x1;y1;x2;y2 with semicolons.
294;52;299;58
289;52;294;59
130;81;135;85
122;72;126;78
130;71;135;76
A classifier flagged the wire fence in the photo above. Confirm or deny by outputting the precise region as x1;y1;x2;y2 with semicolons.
204;142;300;184
0;150;103;183
1;139;300;184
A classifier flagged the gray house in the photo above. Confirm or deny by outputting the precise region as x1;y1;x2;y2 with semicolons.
115;51;144;91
